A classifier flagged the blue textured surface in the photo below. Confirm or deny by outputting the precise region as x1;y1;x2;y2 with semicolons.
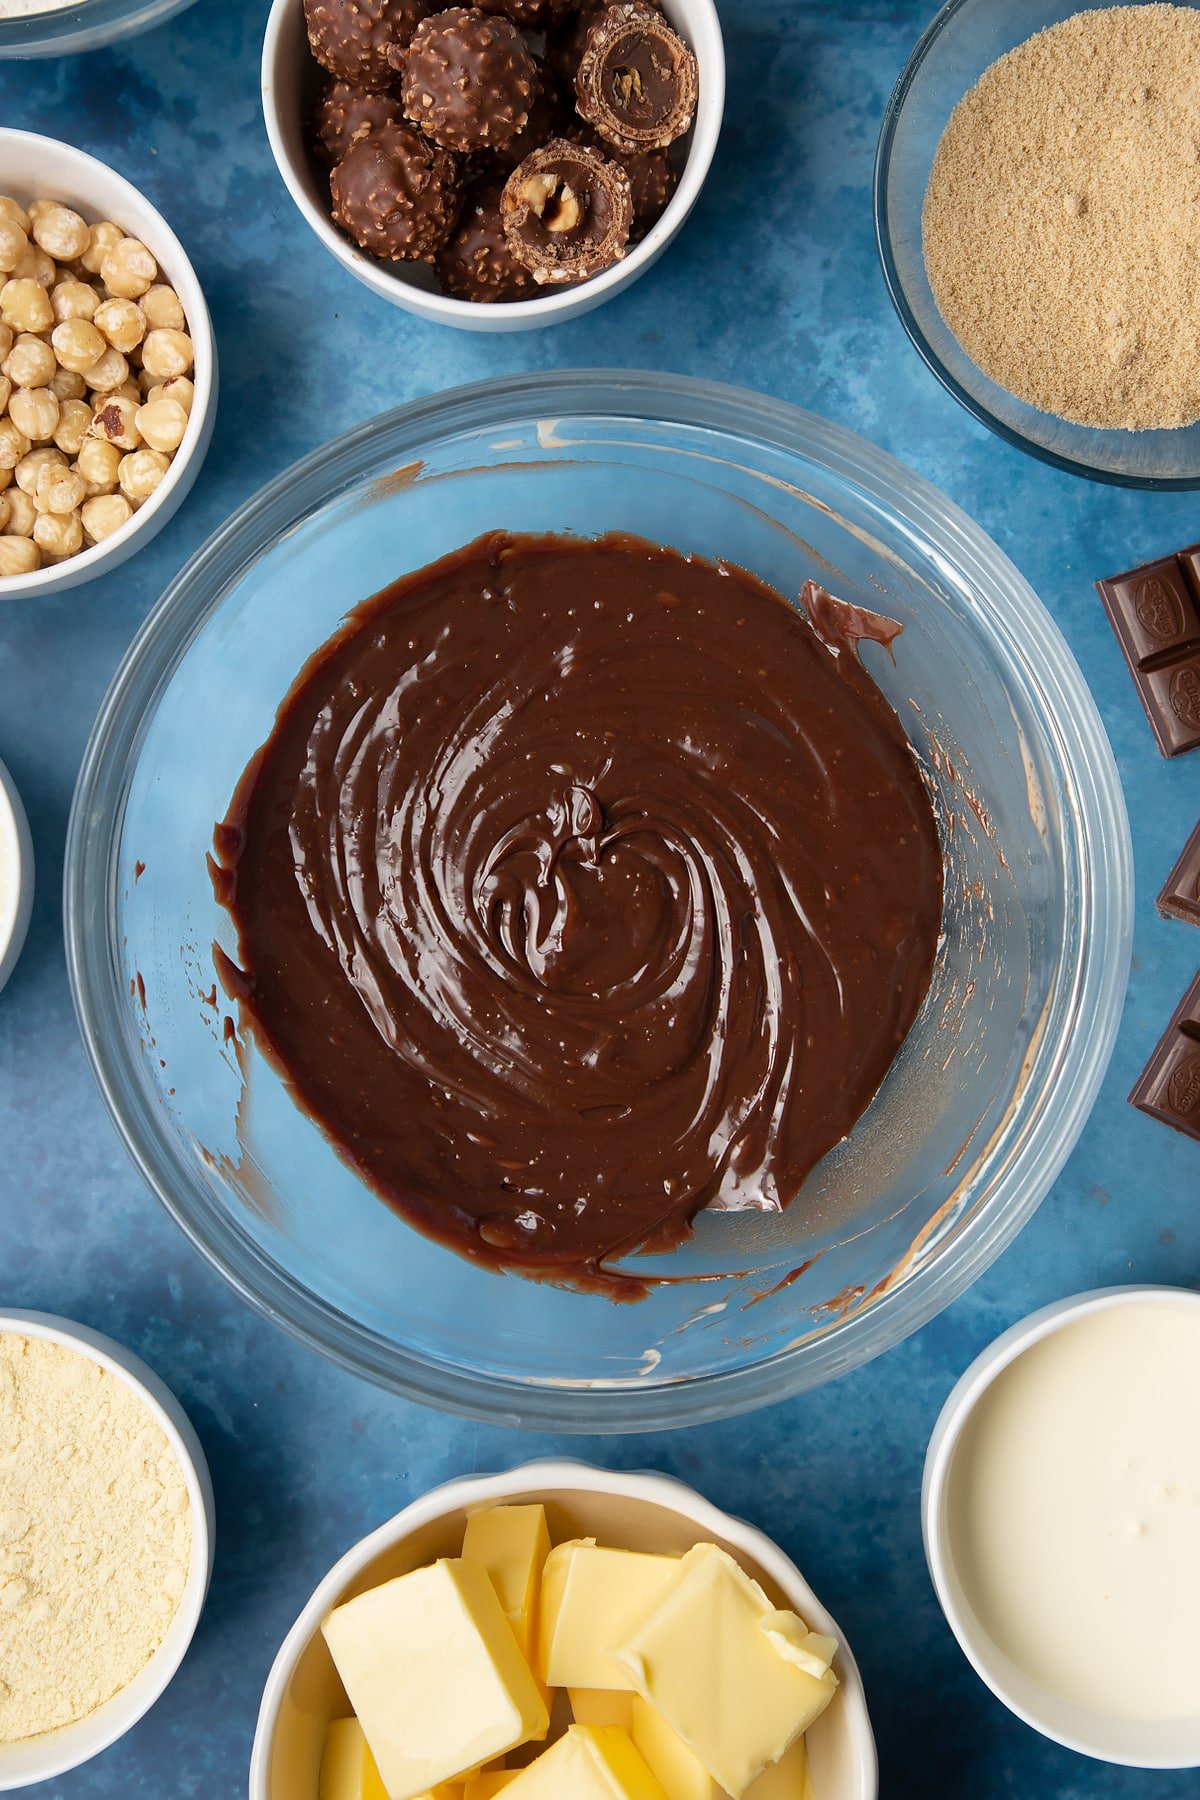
1;2;1198;1795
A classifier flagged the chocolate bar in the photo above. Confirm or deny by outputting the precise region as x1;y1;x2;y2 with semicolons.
1130;970;1200;1143
1160;820;1200;926
1096;546;1200;756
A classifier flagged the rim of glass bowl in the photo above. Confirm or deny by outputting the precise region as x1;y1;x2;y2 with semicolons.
873;0;1200;492
0;0;197;56
64;371;1134;1431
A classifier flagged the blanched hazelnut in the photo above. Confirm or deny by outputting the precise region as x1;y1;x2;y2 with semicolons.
147;374;195;415
51;278;100;323
33;461;85;515
51;318;106;373
140;283;185;331
135;396;188;453
81;220;122;275
87;393;141;450
81;492;132;543
1;278;53;334
118;446;168;500
33;508;82;559
15;446;65;494
140;329;193;379
0;535;40;575
82;347;128;393
53;397;93;456
0;197;31;238
5;487;34;535
8;387;59;443
0;218;27;274
0;418;30;470
75;435;121;492
31;204;90;263
4;334;56;389
100;237;156;299
48;365;85;402
93;297;145;354
9;244;55;288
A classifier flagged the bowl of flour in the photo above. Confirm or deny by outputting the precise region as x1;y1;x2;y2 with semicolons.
0;1311;213;1789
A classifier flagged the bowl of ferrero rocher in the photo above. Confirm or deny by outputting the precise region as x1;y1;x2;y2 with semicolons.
0;130;216;600
261;0;725;331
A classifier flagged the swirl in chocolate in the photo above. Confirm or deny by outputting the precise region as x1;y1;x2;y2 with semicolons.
216;534;942;1291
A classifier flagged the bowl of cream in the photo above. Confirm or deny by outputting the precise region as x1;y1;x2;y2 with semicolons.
923;1285;1200;1767
0;753;32;996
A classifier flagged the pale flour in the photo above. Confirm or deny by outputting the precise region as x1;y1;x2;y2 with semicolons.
0;1333;193;1742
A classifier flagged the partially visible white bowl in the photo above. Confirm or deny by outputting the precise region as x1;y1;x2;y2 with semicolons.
923;1285;1200;1769
261;0;725;332
0;130;217;600
0;753;32;995
0;0;200;61
0;1309;215;1791
250;1459;877;1800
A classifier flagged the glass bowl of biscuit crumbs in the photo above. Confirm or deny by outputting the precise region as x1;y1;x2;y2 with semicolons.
875;0;1200;487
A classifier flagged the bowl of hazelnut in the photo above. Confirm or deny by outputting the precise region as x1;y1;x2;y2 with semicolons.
0;130;216;600
261;0;725;331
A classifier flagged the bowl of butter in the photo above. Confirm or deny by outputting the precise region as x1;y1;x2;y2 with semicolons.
250;1460;876;1800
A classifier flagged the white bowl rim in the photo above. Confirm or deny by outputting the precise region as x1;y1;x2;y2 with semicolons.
248;1457;878;1800
0;127;217;599
0;1308;215;1789
922;1283;1200;1768
260;0;726;328
0;752;32;995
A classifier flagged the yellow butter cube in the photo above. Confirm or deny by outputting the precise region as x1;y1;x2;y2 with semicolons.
321;1558;549;1800
614;1545;837;1799
571;1688;635;1729
503;1726;668;1799
462;1506;551;1660
320;1718;390;1800
318;1718;461;1800
741;1734;811;1800
630;1696;718;1800
538;1540;679;1690
462;1776;518;1799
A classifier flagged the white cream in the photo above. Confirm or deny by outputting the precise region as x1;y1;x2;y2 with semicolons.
0;1;83;14
946;1300;1200;1721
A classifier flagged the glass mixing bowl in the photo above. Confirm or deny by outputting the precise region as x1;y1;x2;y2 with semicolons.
0;0;197;58
875;0;1200;488
65;372;1132;1430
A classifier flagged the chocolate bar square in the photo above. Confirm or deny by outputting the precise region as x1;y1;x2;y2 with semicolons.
1097;544;1200;756
1160;821;1200;926
1130;970;1200;1143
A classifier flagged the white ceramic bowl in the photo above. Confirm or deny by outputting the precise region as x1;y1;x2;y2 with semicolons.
0;1309;215;1791
0;753;32;995
0;130;217;600
923;1285;1200;1768
261;0;725;332
250;1459;877;1800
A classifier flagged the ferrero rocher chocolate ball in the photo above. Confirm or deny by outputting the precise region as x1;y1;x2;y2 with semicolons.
312;79;406;168
304;0;432;90
437;176;538;300
331;121;464;259
402;6;539;155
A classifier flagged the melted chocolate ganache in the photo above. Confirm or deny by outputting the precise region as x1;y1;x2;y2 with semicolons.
215;533;943;1290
